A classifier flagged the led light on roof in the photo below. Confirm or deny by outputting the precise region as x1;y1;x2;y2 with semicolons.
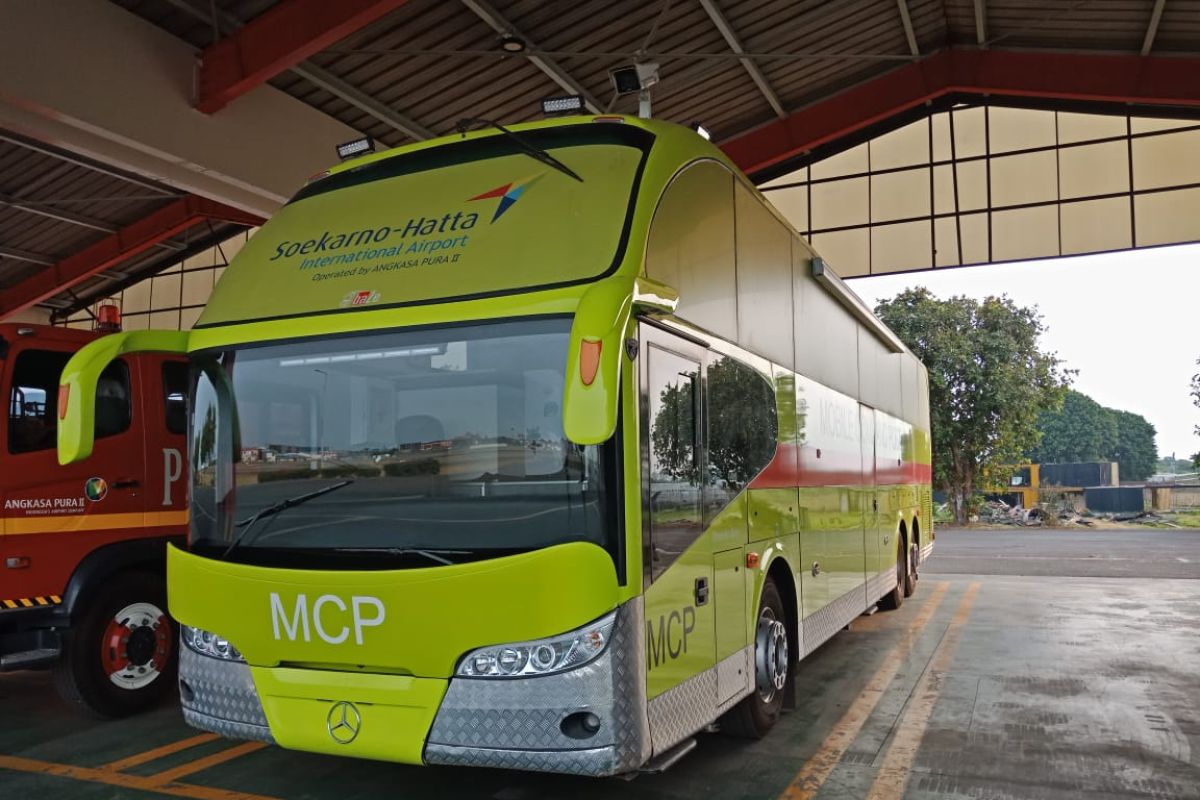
541;94;585;117
690;122;711;140
336;136;374;161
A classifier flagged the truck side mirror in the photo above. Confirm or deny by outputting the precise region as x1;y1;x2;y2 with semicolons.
562;277;678;445
58;330;189;465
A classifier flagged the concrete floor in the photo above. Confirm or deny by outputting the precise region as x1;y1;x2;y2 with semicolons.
1;527;1198;799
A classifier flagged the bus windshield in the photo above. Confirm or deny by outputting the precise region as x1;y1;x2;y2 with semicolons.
188;317;619;568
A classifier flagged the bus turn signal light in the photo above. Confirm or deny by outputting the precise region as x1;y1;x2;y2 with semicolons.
57;384;70;420
746;552;760;569
579;339;602;386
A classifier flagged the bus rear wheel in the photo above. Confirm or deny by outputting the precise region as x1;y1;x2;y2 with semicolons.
721;578;791;739
878;537;907;611
52;571;176;718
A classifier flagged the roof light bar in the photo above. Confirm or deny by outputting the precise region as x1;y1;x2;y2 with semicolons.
811;258;906;354
542;94;585;117
335;136;374;161
690;122;711;140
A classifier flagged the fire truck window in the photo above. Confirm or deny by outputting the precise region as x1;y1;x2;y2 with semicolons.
163;362;188;435
7;350;131;454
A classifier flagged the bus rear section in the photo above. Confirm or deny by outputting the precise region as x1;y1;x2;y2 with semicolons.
57;115;931;774
1;321;188;716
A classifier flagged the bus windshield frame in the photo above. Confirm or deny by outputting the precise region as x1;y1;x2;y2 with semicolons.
187;317;622;571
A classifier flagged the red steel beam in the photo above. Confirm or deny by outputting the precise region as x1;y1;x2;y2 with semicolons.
0;196;263;317
196;0;408;114
722;48;1200;176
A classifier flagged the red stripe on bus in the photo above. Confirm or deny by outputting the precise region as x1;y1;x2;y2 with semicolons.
748;444;932;489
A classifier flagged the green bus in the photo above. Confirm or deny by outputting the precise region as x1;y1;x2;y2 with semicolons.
58;115;932;775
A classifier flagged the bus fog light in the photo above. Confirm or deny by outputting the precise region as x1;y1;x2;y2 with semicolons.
456;611;616;678
182;625;245;662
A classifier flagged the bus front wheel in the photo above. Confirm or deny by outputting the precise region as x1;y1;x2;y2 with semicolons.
721;578;792;739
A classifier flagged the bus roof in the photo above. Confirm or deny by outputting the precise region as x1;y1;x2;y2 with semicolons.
193;116;727;332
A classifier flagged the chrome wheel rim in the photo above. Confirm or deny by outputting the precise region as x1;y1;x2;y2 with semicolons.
101;602;171;690
755;607;789;703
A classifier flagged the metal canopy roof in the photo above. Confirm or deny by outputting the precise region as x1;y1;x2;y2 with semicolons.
113;0;1200;158
6;0;1200;321
0;131;259;319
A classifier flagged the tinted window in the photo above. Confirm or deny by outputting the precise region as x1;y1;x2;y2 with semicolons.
700;352;777;491
163;361;188;435
645;345;702;582
8;350;130;454
188;318;620;567
704;355;778;513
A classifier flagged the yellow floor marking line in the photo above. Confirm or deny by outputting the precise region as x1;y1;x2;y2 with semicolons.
102;732;220;771
865;581;981;800
780;581;951;800
145;742;269;786
0;752;278;800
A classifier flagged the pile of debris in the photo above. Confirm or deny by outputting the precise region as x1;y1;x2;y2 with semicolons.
977;499;1049;526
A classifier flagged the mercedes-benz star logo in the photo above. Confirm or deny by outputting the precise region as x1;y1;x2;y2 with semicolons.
326;700;362;745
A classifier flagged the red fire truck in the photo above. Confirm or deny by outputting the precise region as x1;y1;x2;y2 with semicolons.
1;320;187;716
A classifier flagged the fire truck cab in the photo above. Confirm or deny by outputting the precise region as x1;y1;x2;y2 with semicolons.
1;321;187;717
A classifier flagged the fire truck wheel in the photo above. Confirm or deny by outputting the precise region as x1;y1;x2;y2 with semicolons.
52;571;176;718
720;578;792;739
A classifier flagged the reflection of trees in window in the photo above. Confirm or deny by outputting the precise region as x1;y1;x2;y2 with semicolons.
196;405;217;470
706;357;778;492
650;372;697;482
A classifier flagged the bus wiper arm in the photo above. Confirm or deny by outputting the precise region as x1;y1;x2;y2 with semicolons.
456;118;584;183
332;547;473;566
222;479;355;559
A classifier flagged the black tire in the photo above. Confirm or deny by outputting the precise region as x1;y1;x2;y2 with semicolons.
903;541;918;598
878;536;906;611
721;578;792;739
52;571;176;718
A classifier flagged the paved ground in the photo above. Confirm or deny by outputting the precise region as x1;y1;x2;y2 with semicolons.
1;527;1198;799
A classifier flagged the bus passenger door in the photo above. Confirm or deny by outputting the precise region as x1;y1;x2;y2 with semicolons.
640;328;715;704
860;406;879;593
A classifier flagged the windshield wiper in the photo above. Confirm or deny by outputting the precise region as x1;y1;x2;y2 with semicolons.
222;479;355;560
331;547;473;566
456;118;584;183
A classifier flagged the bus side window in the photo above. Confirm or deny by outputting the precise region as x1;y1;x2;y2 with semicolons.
703;355;779;520
645;345;703;583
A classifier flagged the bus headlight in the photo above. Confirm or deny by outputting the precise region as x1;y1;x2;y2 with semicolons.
182;624;245;663
456;611;616;678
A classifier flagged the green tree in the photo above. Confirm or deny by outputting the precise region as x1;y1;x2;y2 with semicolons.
1111;409;1157;482
875;288;1070;524
1033;390;1117;463
1031;389;1157;480
1192;359;1200;467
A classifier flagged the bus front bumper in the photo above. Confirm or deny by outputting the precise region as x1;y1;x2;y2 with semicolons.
179;597;649;776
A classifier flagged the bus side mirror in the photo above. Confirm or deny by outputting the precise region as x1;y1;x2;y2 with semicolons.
563;277;678;445
58;330;189;465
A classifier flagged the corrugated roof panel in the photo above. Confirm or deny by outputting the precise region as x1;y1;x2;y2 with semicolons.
1155;0;1200;51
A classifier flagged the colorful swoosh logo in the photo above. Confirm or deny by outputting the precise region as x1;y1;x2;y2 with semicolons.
468;173;545;223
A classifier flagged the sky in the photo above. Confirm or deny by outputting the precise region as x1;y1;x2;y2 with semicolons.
852;243;1200;461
